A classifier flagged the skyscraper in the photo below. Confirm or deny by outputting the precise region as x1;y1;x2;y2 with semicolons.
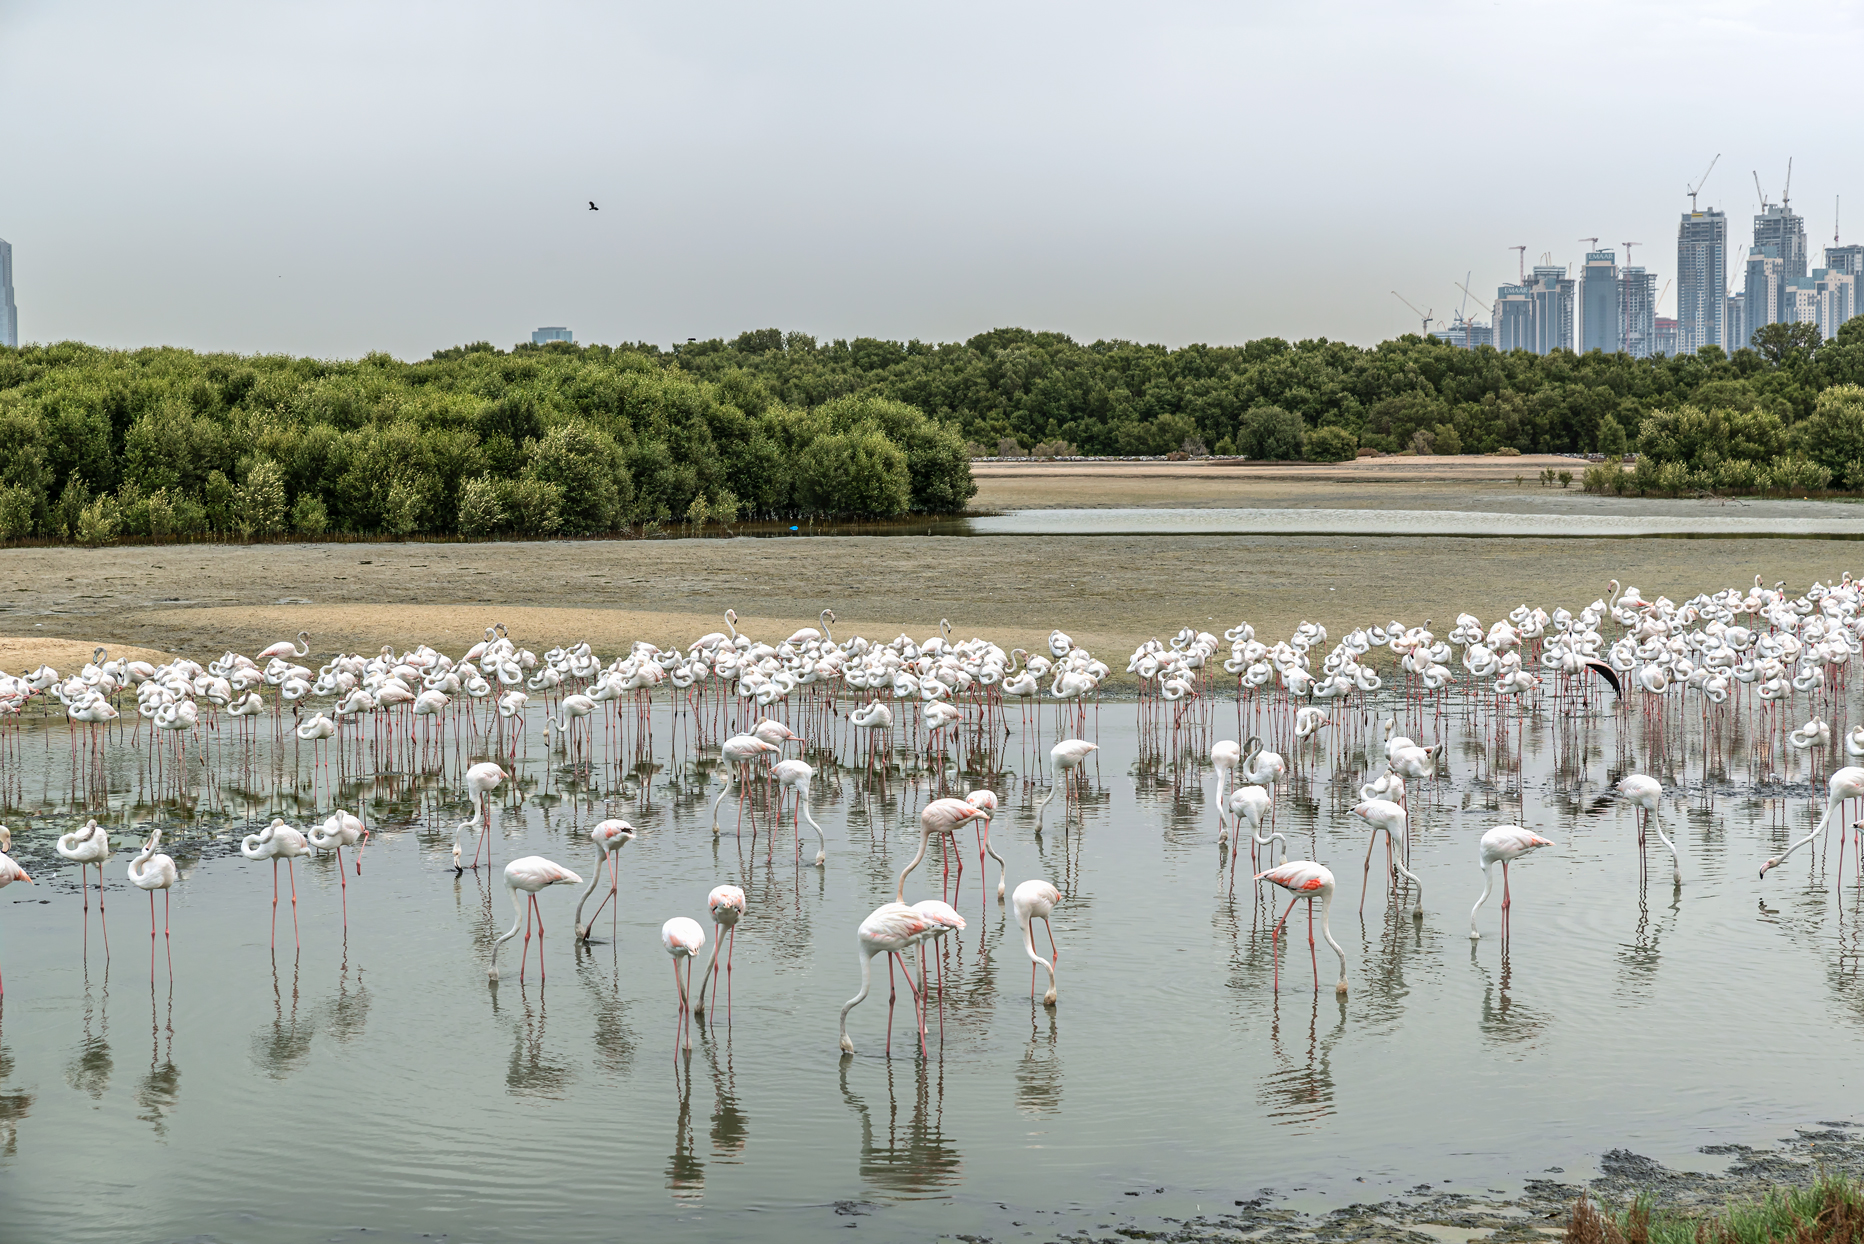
1580;251;1621;353
1677;209;1727;352
0;238;15;350
1745;245;1785;344
1828;243;1864;279
1493;285;1535;352
1753;204;1808;280
1620;266;1656;358
530;326;573;344
1726;293;1745;356
1529;265;1574;353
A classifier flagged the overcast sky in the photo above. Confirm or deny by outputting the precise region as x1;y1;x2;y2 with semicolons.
4;0;1861;358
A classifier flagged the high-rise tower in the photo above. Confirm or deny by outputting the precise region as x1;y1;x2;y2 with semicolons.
1677;209;1727;352
0;239;15;350
1753;204;1808;280
1580;251;1621;353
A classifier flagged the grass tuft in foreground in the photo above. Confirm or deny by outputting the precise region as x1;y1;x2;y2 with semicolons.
1568;1175;1864;1244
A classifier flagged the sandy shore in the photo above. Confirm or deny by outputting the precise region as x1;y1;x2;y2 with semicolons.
1;531;1855;675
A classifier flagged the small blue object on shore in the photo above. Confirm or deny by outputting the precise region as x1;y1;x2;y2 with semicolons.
789;525;798;532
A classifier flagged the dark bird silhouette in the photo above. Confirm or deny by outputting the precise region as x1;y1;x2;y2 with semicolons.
588;201;599;211
1585;661;1622;697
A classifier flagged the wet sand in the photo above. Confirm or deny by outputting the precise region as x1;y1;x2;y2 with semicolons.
1;533;1855;675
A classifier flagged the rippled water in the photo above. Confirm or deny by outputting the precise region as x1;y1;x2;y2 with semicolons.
0;687;1861;1242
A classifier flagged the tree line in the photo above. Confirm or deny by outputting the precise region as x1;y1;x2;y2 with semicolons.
0;342;974;543
4;315;1862;543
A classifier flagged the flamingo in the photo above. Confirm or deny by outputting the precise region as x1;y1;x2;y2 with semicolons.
56;818;113;949
963;788;1010;898
546;693;597;751
696;885;747;1018
895;797;990;901
1348;799;1423;917
1033;739;1098;831
572;819;636;940
457;761;509;871
0;832;32;995
910;898;966;1040
1012;879;1061;1005
1228;784;1281;863
662;916;706;1052
751;718;803;748
838;901;932;1055
307;807;367;922
488;856;583;982
256;631;311;660
1254;861;1348;994
1210;740;1241;838
1615;774;1680;885
772;759;827;866
1468;826;1555;940
711;734;781;837
1293;707;1330;739
240;818;311;950
126;827;178;964
1760;766;1864;880
1239;736;1285;786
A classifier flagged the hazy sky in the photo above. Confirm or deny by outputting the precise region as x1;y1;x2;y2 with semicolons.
4;0;1861;358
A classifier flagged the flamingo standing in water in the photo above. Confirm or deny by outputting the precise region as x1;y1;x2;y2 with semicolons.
1348;799;1423;917
126;827;178;969
0;829;33;995
257;631;311;660
1239;736;1285;787
895;797;991;901
1033;739;1098;832
711;734;782;837
696;885;746;1018
963;789;1010;899
1254;861;1348;995
1210;740;1241;838
1012;879;1062;1005
1468;826;1555;940
910;898;966;1041
57;819;113;950
1760;766;1864;881
573;819;636;940
1227;784;1280;868
1615;774;1680;885
771;759;827;866
838;901;932;1056
488;856;583;982
662;916;706;1052
307;808;367;923
241;819;311;950
457;762;509;871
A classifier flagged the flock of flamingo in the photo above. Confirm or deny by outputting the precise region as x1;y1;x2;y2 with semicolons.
2;571;1863;1056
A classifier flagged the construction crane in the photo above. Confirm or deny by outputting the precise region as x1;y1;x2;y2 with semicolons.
1753;170;1770;211
1509;245;1527;283
1391;291;1434;336
1456;280;1495;316
1578;236;1600;254
1782;157;1793;211
1687;154;1720;211
1655;278;1672;313
1622;241;1641;267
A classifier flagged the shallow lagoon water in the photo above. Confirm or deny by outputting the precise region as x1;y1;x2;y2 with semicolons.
0;686;1861;1243
940;505;1864;539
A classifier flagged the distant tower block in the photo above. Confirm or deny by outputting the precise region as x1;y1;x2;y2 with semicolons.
0;237;15;349
531;326;573;345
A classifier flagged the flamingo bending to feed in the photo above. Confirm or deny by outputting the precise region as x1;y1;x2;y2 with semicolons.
1615;774;1680;885
57;818;113;950
963;788;1010;898
0;830;33;994
1760;766;1864;880
895;797;990;901
1348;799;1423;917
772;759;827;866
696;884;747;1017
457;761;509;871
1468;826;1555;940
662;916;706;1052
910;898;966;1039
1034;739;1099;832
1210;740;1241;838
838;901;932;1055
711;735;782;837
1228;784;1281;865
1012;879;1062;1005
241;819;311;950
1255;861;1348;994
488;856;583;982
126;827;178;961
573;819;636;940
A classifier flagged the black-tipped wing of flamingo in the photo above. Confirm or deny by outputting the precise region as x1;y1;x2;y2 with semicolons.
1585;662;1622;697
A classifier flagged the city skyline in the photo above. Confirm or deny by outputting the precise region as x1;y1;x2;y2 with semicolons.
2;1;1862;358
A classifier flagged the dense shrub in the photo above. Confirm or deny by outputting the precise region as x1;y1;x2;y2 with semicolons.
1794;384;1864;482
1303;425;1357;462
1239;405;1305;460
